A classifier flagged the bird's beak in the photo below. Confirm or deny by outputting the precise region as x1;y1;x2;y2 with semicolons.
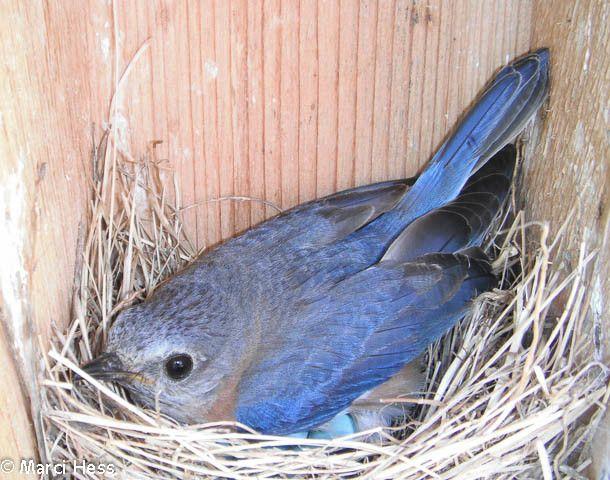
80;352;127;382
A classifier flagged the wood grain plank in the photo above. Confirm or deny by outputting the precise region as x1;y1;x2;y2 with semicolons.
459;0;478;121
388;0;413;179
0;318;37;469
354;0;378;186
525;3;610;474
419;1;442;159
443;0;464;145
187;0;208;244
298;0;318;202
150;1;171;187
316;0;340;197
336;0;359;190
405;1;430;173
263;0;282;214
230;0;251;232
370;0;395;183
428;0;452;154
467;0;486;100
215;0;236;239
174;1;198;237
0;0;109;458
116;0;153;156
279;0;300;209
201;0;222;246
516;0;533;54
247;0;266;225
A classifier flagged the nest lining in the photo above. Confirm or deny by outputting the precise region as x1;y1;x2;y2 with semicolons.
40;135;609;479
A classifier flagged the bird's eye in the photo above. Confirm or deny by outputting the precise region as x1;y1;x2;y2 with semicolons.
164;354;193;380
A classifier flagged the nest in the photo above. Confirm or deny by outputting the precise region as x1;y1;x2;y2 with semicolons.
40;132;609;479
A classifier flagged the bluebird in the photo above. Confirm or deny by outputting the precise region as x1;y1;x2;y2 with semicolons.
83;50;549;438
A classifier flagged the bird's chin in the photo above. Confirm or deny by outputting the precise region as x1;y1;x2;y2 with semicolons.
118;385;198;424
116;382;159;410
111;375;225;426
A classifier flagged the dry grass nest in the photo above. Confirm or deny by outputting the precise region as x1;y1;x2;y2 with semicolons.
40;134;609;479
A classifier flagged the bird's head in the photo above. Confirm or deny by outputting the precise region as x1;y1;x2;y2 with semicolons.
80;276;241;424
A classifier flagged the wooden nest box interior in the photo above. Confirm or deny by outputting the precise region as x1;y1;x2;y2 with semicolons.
0;1;608;478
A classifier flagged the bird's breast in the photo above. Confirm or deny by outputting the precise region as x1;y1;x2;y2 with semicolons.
202;375;239;423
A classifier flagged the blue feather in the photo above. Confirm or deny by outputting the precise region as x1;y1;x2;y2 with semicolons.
389;49;548;223
236;253;494;434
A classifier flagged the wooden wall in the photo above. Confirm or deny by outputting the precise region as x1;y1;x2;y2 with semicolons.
0;0;607;476
95;0;532;248
526;1;609;477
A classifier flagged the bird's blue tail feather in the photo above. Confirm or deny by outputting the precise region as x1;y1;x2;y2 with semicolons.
396;49;549;221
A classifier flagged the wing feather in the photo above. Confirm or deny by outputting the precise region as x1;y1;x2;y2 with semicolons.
235;252;494;434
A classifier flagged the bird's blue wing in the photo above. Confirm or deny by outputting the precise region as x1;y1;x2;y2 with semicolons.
230;178;414;254
383;144;516;262
234;252;494;434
